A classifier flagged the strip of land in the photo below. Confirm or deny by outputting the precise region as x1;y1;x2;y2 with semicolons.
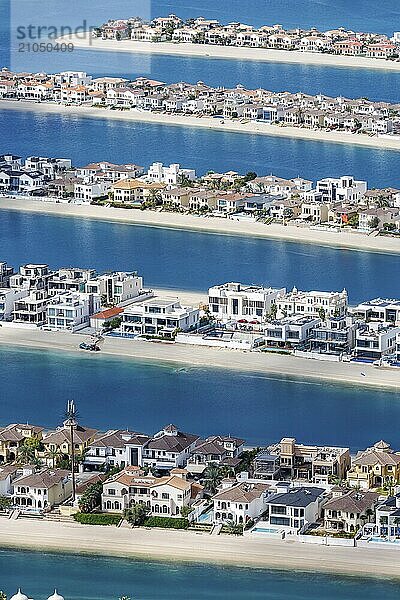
0;326;399;390
66;35;400;72
0;196;399;255
2;99;400;152
0;518;399;578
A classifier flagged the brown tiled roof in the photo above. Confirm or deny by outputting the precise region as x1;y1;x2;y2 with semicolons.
14;469;70;489
324;490;379;513
213;482;270;503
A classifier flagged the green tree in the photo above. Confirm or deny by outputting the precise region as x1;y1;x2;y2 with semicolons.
124;502;150;526
0;496;12;511
104;317;122;331
17;441;36;464
180;505;193;519
45;447;62;468
369;216;380;230
225;519;243;535
79;481;103;514
317;307;326;321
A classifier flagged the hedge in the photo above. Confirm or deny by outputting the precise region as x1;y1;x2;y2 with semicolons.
144;517;189;529
74;512;121;526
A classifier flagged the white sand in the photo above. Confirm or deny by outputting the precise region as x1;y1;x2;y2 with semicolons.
0;326;399;390
0;196;399;255
2;99;400;151
0;518;399;578
65;35;400;72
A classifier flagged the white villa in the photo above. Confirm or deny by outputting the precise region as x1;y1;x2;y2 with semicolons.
46;292;101;331
212;481;271;525
147;162;196;186
276;287;348;319
121;297;200;337
208;282;286;323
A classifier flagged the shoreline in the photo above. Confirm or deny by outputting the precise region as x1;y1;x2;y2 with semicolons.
0;197;399;255
2;99;400;152
0;327;399;391
0;519;400;579
66;35;400;72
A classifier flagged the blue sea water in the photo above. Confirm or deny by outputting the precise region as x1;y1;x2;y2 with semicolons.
1;345;399;451
1;549;400;600
0;209;399;302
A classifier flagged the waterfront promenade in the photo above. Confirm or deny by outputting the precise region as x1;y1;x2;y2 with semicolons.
0;518;399;578
66;36;400;72
2;100;400;152
0;198;399;255
0;326;399;390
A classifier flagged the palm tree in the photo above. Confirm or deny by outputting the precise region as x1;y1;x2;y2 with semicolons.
45;447;62;468
393;517;400;536
17;443;36;465
204;464;223;495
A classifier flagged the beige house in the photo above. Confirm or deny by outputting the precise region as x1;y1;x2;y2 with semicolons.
0;424;43;463
102;466;202;516
323;487;379;533
347;440;400;490
42;422;97;464
12;467;71;511
111;178;165;203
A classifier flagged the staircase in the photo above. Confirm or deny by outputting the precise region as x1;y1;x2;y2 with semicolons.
8;509;20;520
43;507;75;523
210;523;222;536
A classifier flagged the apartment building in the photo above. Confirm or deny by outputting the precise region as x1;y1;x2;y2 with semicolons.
208;282;286;323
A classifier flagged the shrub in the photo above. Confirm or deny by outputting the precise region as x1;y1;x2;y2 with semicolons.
144;516;189;529
74;512;121;526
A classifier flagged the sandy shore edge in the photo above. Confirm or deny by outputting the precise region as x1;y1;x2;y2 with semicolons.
0;518;399;579
0;197;399;256
2;99;400;152
65;35;400;72
0;327;399;390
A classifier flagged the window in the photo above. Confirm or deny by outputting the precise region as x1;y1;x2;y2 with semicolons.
108;488;116;496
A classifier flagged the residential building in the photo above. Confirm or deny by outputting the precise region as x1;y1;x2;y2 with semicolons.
0;287;29;321
46;292;101;331
212;481;271;525
10;263;51;291
323;487;379;534
89;307;124;331
111;178;165;204
354;322;399;359
48;267;96;297
12;467;71;511
276;287;348;319
121;298;199;337
73;179;111;203
42;422;97;463
263;486;326;532
186;436;244;475
13;290;48;325
316;176;367;204
372;493;400;538
352;298;400;326
0;465;19;496
142;424;200;471
84;430;150;470
82;271;143;305
208;282;286;323
347;440;400;490
102;466;202;516
308;316;356;355
266;437;351;484
0;261;14;286
0;424;43;463
147;162;196;186
264;316;320;347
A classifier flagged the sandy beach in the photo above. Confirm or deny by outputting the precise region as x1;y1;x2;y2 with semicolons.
0;518;399;578
0;197;399;255
2;99;400;152
0;326;399;390
66;35;400;72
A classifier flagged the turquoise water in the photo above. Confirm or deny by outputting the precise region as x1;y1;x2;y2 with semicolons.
0;549;399;599
1;345;399;451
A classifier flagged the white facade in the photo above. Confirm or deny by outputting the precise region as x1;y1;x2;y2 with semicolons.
355;323;399;359
147;162;196;186
0;287;29;320
83;271;143;304
121;298;199;336
73;180;111;203
212;481;271;525
263;486;326;532
46;292;101;331
84;430;149;470
316;176;367;204
276;287;348;319
264;316;320;346
208;282;286;323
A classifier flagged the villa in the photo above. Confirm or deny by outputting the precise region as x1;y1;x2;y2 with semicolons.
323;487;379;534
208;281;286;323
142;424;200;471
212;481;271;525
12;466;71;511
120;297;200;337
84;429;150;470
261;485;326;533
347;440;400;490
0;424;43;463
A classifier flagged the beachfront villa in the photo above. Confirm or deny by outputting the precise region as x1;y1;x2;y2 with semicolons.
261;486;326;533
0;424;43;463
84;429;150;470
12;467;71;511
120;297;200;337
212;481;270;525
323;488;379;534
